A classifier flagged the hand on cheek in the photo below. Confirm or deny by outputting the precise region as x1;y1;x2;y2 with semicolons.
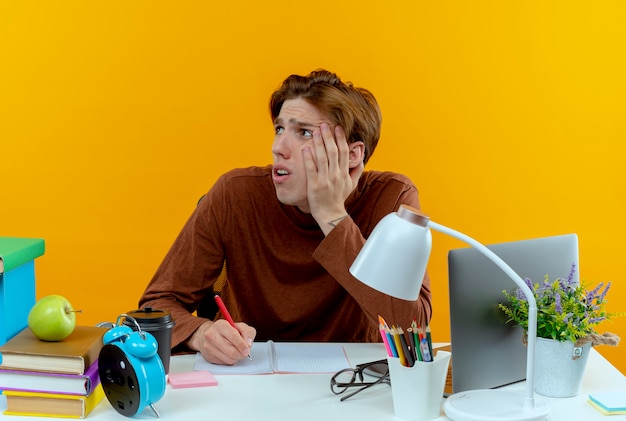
304;124;358;234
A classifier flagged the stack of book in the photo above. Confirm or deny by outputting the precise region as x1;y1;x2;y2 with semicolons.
0;325;107;418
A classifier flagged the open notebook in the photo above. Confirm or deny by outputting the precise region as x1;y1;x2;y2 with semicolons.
193;341;350;375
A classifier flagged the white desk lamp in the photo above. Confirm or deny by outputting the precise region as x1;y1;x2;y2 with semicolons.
350;205;549;421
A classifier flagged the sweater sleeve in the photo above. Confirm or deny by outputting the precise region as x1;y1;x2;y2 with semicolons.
312;181;433;329
138;182;228;349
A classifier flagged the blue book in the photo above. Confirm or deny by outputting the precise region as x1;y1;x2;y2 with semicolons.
0;237;45;346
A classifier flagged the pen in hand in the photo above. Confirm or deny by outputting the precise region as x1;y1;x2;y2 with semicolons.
214;294;252;360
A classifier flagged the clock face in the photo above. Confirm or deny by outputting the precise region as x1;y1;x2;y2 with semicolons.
98;344;142;417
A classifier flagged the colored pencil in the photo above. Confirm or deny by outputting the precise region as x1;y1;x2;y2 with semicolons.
379;316;398;357
397;327;414;367
425;325;433;357
378;316;393;357
390;326;407;367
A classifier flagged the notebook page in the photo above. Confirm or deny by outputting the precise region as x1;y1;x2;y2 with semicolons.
193;341;274;374
193;342;350;374
272;342;350;374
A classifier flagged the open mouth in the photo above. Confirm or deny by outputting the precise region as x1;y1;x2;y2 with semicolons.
272;166;291;184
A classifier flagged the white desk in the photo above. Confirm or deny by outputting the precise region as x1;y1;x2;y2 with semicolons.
1;343;625;420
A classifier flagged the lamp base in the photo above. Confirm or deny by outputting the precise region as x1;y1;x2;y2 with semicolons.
443;389;550;421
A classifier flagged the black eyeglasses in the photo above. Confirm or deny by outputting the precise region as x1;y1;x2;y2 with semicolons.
330;359;390;401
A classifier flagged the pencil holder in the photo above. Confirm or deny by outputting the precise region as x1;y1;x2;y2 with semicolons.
387;350;451;421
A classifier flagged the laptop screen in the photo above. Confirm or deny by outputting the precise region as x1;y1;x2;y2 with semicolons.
447;233;579;393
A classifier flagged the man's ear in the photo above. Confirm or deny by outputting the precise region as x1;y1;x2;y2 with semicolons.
348;142;365;168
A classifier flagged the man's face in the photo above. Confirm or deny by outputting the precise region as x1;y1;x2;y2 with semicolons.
271;98;332;213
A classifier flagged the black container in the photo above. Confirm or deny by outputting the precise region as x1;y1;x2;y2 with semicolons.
123;307;175;374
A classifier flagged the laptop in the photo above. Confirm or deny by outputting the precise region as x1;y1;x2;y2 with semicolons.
447;233;579;394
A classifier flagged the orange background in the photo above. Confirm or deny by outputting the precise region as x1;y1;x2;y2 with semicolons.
2;2;625;372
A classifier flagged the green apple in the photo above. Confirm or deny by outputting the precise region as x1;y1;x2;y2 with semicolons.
28;295;78;341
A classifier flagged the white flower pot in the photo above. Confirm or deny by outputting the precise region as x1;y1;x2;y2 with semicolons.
534;337;591;397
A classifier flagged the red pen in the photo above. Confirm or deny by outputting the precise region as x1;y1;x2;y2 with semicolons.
214;295;252;360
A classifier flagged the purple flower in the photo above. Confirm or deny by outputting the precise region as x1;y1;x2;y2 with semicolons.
566;263;577;284
598;282;611;302
536;281;552;297
555;293;562;314
514;289;527;301
524;277;534;290
586;283;604;303
587;316;606;324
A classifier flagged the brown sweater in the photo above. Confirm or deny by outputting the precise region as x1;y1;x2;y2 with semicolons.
139;165;432;350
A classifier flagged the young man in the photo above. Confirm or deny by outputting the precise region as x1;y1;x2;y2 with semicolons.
139;69;432;365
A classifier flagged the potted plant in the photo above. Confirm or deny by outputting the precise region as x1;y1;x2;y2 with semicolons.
499;263;621;397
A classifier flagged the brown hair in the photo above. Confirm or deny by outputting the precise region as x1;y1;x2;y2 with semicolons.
269;69;382;165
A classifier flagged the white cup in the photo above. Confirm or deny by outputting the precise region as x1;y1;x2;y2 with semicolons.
387;350;452;421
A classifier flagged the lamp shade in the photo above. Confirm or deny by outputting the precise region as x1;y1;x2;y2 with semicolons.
350;205;432;300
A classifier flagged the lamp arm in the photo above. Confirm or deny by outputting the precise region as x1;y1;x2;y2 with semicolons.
428;220;538;410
